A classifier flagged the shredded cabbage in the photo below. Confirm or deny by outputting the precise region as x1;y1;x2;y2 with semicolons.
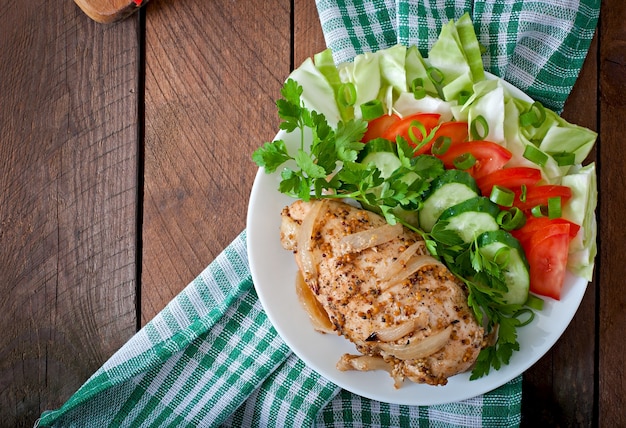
285;11;598;280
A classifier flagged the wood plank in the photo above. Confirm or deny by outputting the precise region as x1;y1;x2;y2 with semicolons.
141;0;292;323
0;3;139;426
294;0;327;67
521;30;599;427
599;0;626;426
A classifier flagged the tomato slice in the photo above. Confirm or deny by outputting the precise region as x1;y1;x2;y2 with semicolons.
432;121;469;146
362;113;401;142
513;185;573;212
435;141;513;180
381;113;441;154
475;166;542;197
526;223;571;300
511;216;580;253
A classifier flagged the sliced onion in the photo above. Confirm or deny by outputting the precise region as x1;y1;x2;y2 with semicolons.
295;270;335;334
378;325;452;360
382;254;444;291
336;354;404;388
337;223;403;256
377;240;425;281
369;313;428;342
337;354;391;372
296;199;326;291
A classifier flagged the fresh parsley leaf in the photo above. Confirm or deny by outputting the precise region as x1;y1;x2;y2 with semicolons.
252;140;291;173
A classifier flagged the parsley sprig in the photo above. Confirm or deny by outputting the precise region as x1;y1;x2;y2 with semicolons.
253;79;536;379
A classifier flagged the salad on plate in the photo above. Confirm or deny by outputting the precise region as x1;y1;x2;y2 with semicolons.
249;13;597;399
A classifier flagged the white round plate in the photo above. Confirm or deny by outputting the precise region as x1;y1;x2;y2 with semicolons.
246;74;589;406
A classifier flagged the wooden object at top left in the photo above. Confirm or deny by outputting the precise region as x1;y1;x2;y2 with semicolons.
74;0;146;23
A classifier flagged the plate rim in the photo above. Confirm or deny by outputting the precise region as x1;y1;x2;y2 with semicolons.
246;72;590;406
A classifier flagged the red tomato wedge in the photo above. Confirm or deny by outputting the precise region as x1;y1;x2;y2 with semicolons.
526;223;571;300
432;121;469;146
513;185;573;212
362;113;401;142
511;216;580;253
381;113;441;154
435;141;513;180
475;166;542;197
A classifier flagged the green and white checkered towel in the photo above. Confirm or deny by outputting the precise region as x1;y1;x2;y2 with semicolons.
38;2;599;427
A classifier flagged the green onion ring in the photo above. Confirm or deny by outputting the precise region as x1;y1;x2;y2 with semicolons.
453;152;476;170
470;115;489;140
490;185;515;207
360;99;384;120
523;145;549;167
548;196;562;219
497;207;526;231
338;82;357;107
432;136;452;155
411;78;426;99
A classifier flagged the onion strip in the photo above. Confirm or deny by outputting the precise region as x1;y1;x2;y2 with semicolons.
337;354;391;372
295;270;335;334
296;199;326;291
337;223;403;256
368;313;428;342
382;254;444;291
379;325;452;360
378;240;425;282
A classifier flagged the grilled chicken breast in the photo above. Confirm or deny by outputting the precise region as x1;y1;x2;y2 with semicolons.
280;199;485;387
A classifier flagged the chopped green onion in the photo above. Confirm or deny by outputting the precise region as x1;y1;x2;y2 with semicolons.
551;151;576;166
432;136;452;155
411;78;427;99
497;207;526;231
490;185;515;207
514;308;535;327
525;294;544;311
360;99;384;120
427;67;444;85
548;196;562;219
531;205;545;217
458;90;471;105
492;246;511;269
407;120;428;146
520;101;546;128
338;82;357;107
453;152;476;170
470;115;489;140
523;144;549;167
519;184;528;202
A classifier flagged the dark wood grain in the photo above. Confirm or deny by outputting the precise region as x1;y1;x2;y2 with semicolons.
599;0;626;426
294;0;327;67
0;2;139;426
521;31;599;428
140;0;292;323
1;0;622;426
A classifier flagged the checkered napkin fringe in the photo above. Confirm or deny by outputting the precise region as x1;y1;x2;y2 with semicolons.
38;232;522;427
38;1;599;426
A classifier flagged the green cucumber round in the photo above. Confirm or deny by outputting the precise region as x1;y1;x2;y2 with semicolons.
418;170;480;232
477;230;530;305
437;197;500;243
358;139;401;179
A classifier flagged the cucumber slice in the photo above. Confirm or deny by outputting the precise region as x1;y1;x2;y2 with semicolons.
477;230;530;305
358;139;401;179
419;170;479;232
437;197;500;243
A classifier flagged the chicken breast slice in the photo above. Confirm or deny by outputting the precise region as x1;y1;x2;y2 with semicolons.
280;199;485;387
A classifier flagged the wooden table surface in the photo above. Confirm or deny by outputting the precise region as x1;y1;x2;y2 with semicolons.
1;1;624;426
